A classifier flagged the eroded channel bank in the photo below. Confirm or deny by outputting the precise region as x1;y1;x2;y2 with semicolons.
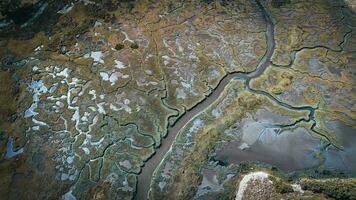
136;1;275;199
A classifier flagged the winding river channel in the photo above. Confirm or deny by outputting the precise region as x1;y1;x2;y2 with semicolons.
136;1;275;199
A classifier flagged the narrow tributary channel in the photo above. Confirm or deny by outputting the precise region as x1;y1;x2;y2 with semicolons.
136;1;275;199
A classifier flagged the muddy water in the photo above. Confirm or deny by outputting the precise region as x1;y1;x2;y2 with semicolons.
215;120;356;174
324;120;356;174
136;1;275;199
215;127;323;172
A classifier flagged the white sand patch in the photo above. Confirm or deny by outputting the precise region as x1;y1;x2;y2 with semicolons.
57;68;69;78
62;190;76;200
89;51;104;64
235;171;272;200
110;103;119;111
24;80;48;118
97;102;106;114
238;142;250;150
57;3;74;14
100;72;109;81
100;71;129;86
176;88;186;99
145;70;152;75
291;183;304;193
32;118;48;126
158;181;166;191
119;160;132;169
189;118;203;133
34;45;43;52
82;147;90;155
32;66;39;71
114;60;126;69
89;90;96;100
94;21;102;27
109;72;123;85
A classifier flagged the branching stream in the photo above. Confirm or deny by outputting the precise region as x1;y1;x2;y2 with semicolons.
135;0;325;199
135;1;276;199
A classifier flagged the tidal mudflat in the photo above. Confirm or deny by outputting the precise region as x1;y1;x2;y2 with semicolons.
0;0;355;200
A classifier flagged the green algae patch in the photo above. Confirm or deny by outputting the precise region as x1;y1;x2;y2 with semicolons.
301;178;356;200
